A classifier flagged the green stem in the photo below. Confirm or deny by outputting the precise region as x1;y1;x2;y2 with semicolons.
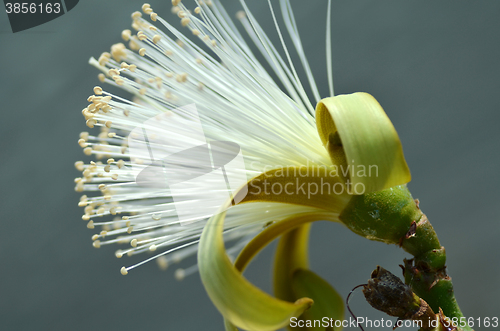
339;185;471;331
401;215;469;330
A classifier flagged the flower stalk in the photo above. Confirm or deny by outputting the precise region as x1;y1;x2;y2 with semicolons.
339;186;472;331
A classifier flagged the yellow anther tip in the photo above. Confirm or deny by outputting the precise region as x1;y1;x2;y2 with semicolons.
83;147;93;156
121;29;131;41
157;256;169;270
93;86;103;95
141;3;151;12
175;268;185;281
131;11;142;19
176;73;188;83
75;161;84;171
236;11;246;20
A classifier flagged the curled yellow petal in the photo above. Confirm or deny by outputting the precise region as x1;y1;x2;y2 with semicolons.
291;269;344;331
225;211;340;331
274;224;312;303
198;199;314;331
201;166;350;330
273;222;344;331
316;92;411;193
224;318;239;331
235;212;338;273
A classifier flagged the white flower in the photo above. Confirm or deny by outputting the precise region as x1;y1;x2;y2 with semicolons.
75;0;335;277
76;2;416;329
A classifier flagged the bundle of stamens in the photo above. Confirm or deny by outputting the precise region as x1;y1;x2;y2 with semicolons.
76;0;333;277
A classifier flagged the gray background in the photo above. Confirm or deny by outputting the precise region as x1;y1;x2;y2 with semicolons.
1;1;499;330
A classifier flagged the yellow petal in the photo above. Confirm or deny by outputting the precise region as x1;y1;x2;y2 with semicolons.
235;212;338;273
224;318;239;331
273;222;343;331
291;269;344;331
225;211;339;331
316;92;411;193
202;166;350;330
274;224;311;303
199;199;314;331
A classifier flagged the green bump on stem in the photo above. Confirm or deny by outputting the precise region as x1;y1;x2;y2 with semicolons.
401;215;442;260
403;261;471;331
417;247;447;271
404;266;457;317
339;185;422;244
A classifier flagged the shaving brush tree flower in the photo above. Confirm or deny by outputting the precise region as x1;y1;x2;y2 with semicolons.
75;1;474;330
